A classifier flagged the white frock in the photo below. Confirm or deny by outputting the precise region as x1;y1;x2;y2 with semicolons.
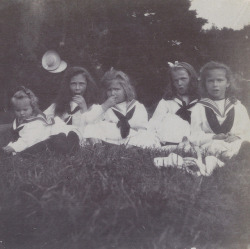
8;115;52;153
44;102;104;144
83;100;153;146
190;98;250;159
148;98;198;144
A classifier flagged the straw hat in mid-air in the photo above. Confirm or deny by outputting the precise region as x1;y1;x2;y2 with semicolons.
42;50;67;73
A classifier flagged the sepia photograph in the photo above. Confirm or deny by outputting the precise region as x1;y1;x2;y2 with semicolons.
0;0;250;248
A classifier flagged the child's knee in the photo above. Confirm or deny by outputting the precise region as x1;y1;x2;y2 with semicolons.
67;131;80;152
48;132;80;154
48;133;69;153
20;141;48;157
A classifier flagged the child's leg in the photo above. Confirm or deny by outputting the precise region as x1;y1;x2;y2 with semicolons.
21;132;80;156
20;140;48;157
47;133;69;154
84;138;103;146
126;130;161;149
67;131;80;153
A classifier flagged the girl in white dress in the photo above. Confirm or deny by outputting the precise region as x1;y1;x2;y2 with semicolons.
83;68;149;146
190;61;250;160
148;61;200;146
2;87;79;155
44;66;99;143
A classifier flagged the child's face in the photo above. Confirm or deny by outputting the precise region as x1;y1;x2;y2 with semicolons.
171;69;190;96
107;80;126;104
70;73;87;96
205;69;229;100
13;98;33;121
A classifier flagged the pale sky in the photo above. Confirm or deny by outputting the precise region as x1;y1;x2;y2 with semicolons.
190;0;250;30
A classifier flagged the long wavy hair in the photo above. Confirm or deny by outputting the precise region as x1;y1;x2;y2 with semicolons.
11;86;41;116
164;62;200;101
101;68;136;102
54;66;98;116
200;61;237;103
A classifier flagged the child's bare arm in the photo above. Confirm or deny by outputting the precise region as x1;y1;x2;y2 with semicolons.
72;95;87;113
224;134;240;143
213;133;228;140
101;96;117;112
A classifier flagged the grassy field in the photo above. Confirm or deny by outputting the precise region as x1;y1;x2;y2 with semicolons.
0;142;250;249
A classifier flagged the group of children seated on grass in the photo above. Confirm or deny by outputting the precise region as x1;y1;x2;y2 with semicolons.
2;61;250;175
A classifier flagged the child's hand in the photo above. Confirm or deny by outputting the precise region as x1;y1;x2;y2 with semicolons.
213;133;228;140
224;134;240;143
3;146;15;154
72;95;87;112
102;96;117;111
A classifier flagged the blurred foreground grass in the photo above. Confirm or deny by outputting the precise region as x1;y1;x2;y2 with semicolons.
0;144;249;249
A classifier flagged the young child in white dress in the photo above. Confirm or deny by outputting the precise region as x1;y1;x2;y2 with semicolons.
2;87;80;155
148;61;200;146
83;68;149;146
190;61;250;160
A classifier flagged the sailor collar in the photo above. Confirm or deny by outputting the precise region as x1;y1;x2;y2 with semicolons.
199;98;234;118
173;97;198;106
111;99;137;114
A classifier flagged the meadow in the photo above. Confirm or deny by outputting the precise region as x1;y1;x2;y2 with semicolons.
0;137;249;249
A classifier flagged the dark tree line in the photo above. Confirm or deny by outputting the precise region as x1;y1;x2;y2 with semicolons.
0;0;249;111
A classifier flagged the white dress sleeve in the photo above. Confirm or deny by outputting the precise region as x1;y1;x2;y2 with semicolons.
128;102;148;130
43;103;56;117
189;104;214;146
80;104;105;125
233;102;250;141
148;99;169;131
8;121;50;152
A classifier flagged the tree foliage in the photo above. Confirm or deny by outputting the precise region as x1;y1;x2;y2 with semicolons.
0;0;249;110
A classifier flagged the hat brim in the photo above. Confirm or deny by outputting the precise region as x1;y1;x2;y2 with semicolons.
48;60;67;73
42;50;61;71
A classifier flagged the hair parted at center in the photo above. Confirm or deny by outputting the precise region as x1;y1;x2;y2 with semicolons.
164;61;200;100
101;68;136;102
11;86;40;116
199;61;237;103
54;66;99;116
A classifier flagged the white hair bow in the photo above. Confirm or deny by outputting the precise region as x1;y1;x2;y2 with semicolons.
167;61;179;68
